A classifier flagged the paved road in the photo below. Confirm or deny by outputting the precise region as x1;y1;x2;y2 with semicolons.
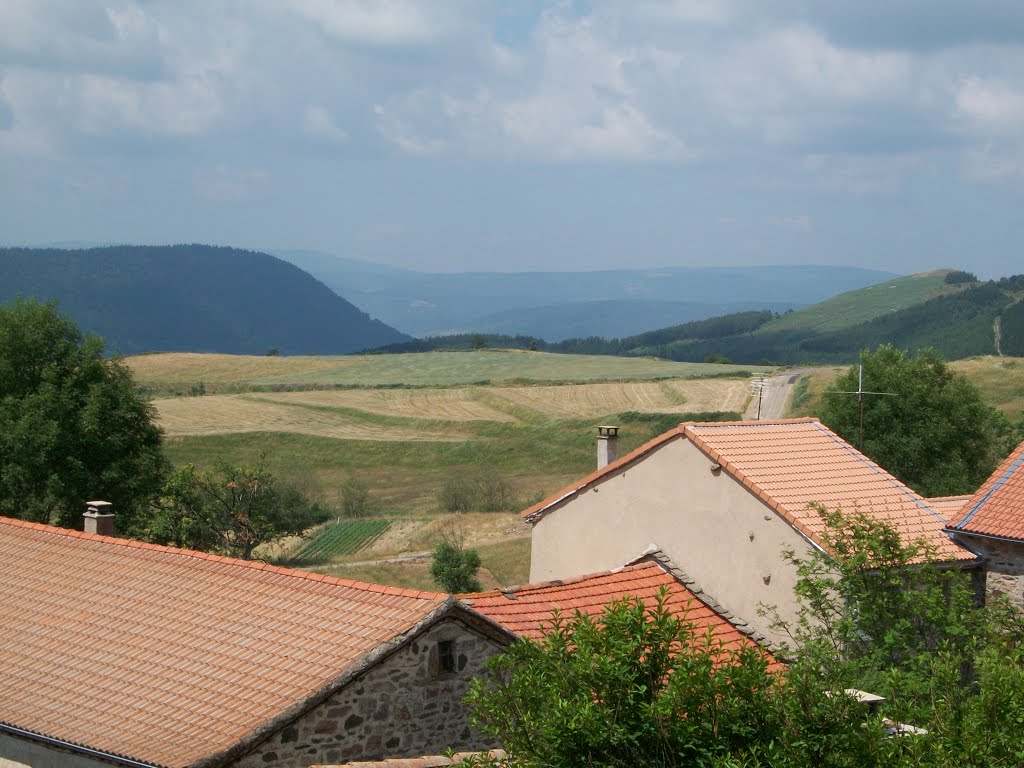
744;370;805;421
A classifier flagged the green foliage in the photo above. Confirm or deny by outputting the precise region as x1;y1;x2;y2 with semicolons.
290;519;391;563
0;298;166;531
766;508;1024;768
147;457;329;559
467;590;878;768
469;509;1024;768
999;300;1024;356
945;270;979;284
430;534;482;593
438;473;520;513
819;344;1015;496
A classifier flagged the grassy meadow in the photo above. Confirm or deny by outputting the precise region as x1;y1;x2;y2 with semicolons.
136;350;756;590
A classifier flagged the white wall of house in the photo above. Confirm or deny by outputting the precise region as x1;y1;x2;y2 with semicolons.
530;436;816;645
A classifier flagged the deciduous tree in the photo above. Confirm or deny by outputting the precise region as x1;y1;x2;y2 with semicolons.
819;344;1015;496
0;298;166;531
148;459;327;559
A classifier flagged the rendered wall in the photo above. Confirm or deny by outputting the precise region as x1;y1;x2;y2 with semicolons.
530;436;816;645
233;619;504;768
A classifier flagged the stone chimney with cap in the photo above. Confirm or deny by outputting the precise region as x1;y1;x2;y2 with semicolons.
83;501;114;537
597;425;619;469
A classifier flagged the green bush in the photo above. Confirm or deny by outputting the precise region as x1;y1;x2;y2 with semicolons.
438;473;520;513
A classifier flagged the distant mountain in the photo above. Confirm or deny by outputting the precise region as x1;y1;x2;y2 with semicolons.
273;250;898;339
371;271;1024;364
0;245;408;355
469;299;800;341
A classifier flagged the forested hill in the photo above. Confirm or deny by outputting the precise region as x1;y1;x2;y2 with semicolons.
0;245;409;355
372;271;1024;364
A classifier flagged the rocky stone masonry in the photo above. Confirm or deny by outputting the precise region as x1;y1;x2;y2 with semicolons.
234;619;505;768
972;537;1024;610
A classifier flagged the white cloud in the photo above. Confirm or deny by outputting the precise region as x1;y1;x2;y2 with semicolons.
285;0;471;46
303;104;348;141
956;77;1024;132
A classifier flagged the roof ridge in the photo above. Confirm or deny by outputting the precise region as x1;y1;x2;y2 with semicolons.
626;548;774;650
680;417;818;428
0;516;447;601
461;560;664;600
951;440;1024;532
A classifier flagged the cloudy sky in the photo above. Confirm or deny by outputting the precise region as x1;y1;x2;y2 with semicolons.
2;1;1024;277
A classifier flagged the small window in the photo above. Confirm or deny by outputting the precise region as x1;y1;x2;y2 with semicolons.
438;640;456;674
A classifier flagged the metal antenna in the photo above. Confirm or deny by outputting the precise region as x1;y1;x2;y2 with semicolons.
823;365;897;450
750;372;768;421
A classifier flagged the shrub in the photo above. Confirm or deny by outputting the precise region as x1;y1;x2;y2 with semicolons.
437;473;520;513
944;270;978;284
339;477;376;518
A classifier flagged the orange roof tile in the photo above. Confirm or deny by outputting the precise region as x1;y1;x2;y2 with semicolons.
462;555;782;671
926;495;972;517
949;439;1024;541
524;419;975;563
0;517;454;768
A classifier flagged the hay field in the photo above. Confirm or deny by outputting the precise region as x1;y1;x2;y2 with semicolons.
154;376;753;439
950;356;1024;417
490;379;750;419
128;350;757;391
127;353;351;387
249;388;517;422
153;395;463;441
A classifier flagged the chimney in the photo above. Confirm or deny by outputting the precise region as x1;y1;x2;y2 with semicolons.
84;501;114;537
597;425;619;469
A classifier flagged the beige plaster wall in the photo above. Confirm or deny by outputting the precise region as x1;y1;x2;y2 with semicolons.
233;618;505;768
530;436;816;645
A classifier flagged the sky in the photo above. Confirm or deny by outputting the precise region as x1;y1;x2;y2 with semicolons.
1;1;1024;278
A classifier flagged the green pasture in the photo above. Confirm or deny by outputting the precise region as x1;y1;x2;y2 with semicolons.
760;271;954;335
247;350;756;388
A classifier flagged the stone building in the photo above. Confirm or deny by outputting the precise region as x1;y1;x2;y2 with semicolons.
946;438;1024;608
0;515;513;768
524;419;981;645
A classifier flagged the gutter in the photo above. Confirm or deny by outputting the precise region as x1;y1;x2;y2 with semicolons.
0;722;160;768
946;527;1024;548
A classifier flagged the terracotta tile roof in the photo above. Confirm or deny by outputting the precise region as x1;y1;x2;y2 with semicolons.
926;495;972;517
524;418;975;563
949;439;1024;541
313;750;506;768
0;516;453;768
462;554;782;671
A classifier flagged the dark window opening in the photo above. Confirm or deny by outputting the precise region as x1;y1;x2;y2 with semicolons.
438;640;456;674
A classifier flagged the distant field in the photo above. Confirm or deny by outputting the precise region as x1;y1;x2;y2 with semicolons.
127;353;351;387
128;350;758;392
144;350;759;592
153;395;464;441
760;271;953;335
490;379;750;418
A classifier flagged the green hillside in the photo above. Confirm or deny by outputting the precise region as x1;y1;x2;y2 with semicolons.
369;270;1023;365
0;245;408;355
758;270;955;335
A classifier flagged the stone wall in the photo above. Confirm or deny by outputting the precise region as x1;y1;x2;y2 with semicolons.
963;535;1024;609
233;618;505;768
